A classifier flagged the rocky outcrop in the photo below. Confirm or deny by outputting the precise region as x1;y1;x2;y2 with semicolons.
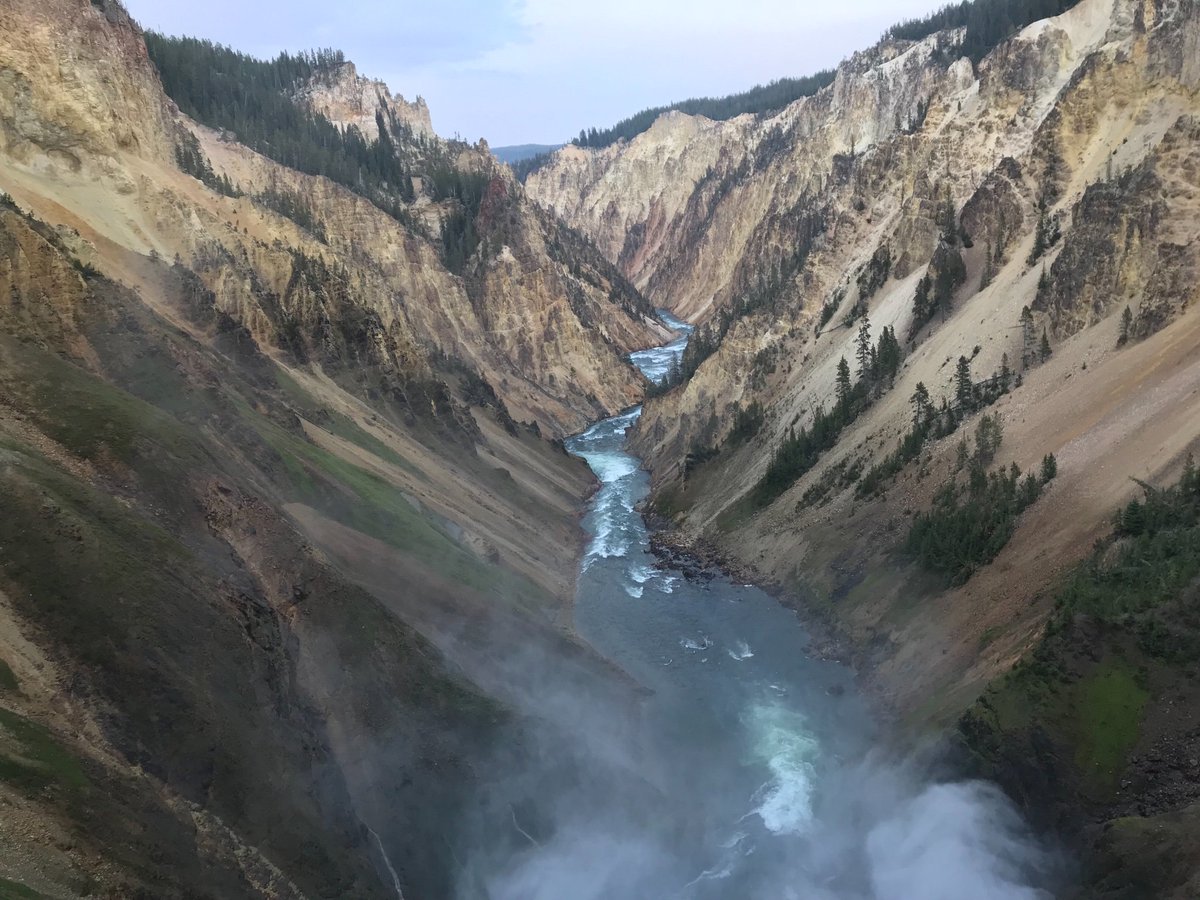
529;28;970;320
1035;115;1200;341
295;60;434;139
0;0;175;174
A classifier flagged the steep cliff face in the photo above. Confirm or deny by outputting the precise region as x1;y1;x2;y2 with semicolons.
534;0;1200;891
295;60;434;140
529;29;968;320
0;0;174;173
0;0;658;896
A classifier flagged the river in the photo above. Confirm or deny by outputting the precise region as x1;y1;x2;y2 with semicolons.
468;312;1055;900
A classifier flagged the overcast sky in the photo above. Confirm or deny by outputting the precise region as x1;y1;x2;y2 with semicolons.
123;0;947;147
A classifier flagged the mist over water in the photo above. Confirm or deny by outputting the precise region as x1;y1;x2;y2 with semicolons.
454;312;1056;899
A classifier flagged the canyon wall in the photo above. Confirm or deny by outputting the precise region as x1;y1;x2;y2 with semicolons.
0;0;659;895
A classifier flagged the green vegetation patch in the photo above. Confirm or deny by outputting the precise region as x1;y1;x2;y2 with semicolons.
0;707;89;797
1074;661;1148;795
0;877;48;900
0;452;194;675
321;413;423;476
961;457;1200;805
0;336;211;503
273;368;423;477
0;659;17;692
906;451;1055;585
254;416;551;611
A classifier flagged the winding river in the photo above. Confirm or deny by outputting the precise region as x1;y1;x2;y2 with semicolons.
475;313;1054;900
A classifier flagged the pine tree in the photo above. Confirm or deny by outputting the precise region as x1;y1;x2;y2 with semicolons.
835;356;852;409
973;414;1002;462
875;326;901;383
1040;453;1057;484
999;352;1011;391
911;381;932;429
856;318;873;379
1118;305;1133;346
1039;328;1052;362
955;436;970;471
1020;306;1036;368
954;355;973;411
911;275;933;336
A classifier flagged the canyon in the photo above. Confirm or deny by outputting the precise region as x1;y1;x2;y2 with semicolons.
0;0;1196;896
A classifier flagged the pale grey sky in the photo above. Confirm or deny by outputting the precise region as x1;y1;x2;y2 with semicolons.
123;0;947;146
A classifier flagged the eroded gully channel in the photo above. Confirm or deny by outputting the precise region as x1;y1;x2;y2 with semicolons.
467;312;1056;900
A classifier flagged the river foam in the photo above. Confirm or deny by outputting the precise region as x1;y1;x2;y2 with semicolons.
746;702;820;836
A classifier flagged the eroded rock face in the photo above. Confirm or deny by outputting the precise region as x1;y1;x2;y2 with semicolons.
0;0;175;174
528;28;970;321
0;0;666;437
1035;115;1200;341
294;60;434;140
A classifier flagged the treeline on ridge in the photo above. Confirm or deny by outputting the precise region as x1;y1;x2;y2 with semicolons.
571;0;1084;152
145;34;485;234
571;71;836;150
886;0;1084;63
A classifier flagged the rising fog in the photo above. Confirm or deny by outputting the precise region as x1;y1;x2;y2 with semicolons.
437;364;1060;900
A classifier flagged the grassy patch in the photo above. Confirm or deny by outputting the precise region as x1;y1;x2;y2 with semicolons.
713;492;756;533
0;451;194;675
0;659;17;692
0;337;210;502
0;707;89;797
254;417;550;610
649;481;687;522
274;368;422;477
321;413;419;474
0;877;48;900
1074;661;1148;796
960;462;1200;809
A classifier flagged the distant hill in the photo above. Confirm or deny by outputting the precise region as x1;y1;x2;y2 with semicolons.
491;143;561;163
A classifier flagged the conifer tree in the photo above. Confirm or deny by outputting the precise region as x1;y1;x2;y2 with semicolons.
1118;305;1133;346
1040;453;1057;484
954;355;973;410
836;356;852;409
856;318;873;379
911;381;932;428
1039;328;1052;362
1020;306;1036;368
